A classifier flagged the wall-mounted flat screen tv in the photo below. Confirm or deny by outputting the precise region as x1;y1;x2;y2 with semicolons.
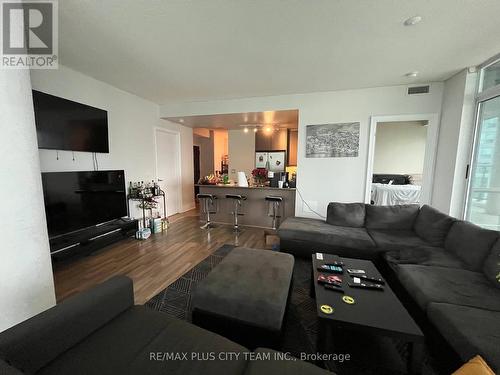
32;90;109;153
42;170;127;238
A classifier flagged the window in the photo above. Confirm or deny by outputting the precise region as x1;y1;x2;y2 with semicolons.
480;60;500;92
465;55;500;230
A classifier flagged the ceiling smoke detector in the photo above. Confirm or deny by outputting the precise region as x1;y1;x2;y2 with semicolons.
403;16;422;26
405;71;419;78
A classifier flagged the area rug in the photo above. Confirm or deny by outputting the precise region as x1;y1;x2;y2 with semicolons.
145;244;440;374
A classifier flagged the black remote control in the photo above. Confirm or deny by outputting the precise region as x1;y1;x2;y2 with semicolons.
350;274;385;285
324;284;345;293
348;282;384;291
317;264;343;274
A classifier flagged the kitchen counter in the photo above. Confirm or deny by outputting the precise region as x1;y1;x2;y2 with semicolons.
196;184;296;229
195;184;295;191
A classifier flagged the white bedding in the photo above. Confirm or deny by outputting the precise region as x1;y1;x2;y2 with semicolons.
371;183;421;205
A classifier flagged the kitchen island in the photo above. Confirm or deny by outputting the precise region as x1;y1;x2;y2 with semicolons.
195;184;296;229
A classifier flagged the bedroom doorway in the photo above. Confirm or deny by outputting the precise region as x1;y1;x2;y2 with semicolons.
365;114;439;206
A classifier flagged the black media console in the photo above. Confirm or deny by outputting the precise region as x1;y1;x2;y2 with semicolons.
49;218;138;259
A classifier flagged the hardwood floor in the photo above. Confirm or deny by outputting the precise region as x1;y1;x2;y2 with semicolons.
52;209;269;304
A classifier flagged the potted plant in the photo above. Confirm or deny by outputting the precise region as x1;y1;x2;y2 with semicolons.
252;168;268;186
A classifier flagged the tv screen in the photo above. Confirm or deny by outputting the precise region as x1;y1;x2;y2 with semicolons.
33;90;109;153
42;170;127;238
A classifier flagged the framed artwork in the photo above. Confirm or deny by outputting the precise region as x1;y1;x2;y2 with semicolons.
306;122;360;158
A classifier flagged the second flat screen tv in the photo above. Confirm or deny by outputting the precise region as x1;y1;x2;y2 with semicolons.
42;170;127;238
32;90;109;152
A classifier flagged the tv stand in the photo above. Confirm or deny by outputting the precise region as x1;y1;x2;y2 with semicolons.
49;219;138;259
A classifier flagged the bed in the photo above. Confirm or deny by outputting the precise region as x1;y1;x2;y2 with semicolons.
371;183;422;205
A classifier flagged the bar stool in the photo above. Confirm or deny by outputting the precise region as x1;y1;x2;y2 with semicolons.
226;194;247;232
265;196;283;230
197;193;218;229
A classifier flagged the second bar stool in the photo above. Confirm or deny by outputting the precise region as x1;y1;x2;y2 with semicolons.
197;193;218;229
265;196;283;230
226;194;247;232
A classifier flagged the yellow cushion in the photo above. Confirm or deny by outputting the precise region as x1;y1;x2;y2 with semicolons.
452;356;495;375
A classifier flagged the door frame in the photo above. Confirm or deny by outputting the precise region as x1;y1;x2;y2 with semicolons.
365;113;440;205
154;127;183;216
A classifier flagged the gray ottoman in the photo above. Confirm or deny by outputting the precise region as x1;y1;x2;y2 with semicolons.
191;247;294;349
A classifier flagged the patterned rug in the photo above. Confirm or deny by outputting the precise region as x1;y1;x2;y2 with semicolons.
145;245;440;374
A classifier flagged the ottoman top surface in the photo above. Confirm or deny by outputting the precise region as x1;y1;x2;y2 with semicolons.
192;247;294;331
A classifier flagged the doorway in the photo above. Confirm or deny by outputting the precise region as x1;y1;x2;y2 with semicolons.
193;145;200;198
155;128;182;217
365;114;439;205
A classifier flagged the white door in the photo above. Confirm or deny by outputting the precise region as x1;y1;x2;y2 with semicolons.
155;129;181;217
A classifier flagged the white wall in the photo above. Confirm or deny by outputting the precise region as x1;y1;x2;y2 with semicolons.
0;70;56;332
160;83;444;218
373;121;427;175
31;65;195;216
432;69;477;216
228;129;256;181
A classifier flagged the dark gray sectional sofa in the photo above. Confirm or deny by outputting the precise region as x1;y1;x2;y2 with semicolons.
0;276;330;375
278;202;500;371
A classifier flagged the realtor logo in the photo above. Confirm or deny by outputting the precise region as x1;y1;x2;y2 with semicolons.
1;0;58;69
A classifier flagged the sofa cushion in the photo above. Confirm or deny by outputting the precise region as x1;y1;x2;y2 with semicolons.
0;275;134;374
428;303;500;373
365;204;420;230
278;217;376;251
38;306;248;375
445;221;499;271
125;315;249;375
326;202;365;228
243;348;331;375
37;306;179;375
394;265;500;311
384;246;465;269
368;229;432;251
413;205;455;246
483;239;500;289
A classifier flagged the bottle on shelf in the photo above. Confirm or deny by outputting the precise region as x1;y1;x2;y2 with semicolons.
151;180;157;195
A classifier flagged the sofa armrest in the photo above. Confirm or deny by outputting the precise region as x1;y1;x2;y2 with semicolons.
0;275;134;374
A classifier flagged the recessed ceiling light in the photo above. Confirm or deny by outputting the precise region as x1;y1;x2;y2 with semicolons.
179;118;184;123
253;128;258;133
405;71;419;78
403;16;422;26
243;127;249;133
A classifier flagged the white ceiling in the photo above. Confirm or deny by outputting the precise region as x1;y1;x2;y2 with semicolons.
166;110;298;129
58;1;500;104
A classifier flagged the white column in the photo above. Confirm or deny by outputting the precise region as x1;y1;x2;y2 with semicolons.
0;69;56;332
